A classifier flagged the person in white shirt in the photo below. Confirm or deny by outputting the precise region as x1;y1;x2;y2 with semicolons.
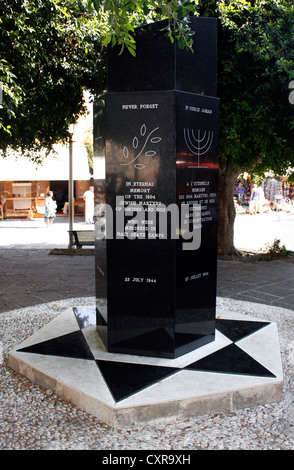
44;191;57;227
83;186;94;223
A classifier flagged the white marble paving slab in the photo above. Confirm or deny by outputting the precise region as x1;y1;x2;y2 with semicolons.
9;306;283;426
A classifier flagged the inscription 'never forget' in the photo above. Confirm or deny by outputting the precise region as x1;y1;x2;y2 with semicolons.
122;103;159;110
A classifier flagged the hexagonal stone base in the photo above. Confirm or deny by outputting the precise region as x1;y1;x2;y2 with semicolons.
8;305;283;426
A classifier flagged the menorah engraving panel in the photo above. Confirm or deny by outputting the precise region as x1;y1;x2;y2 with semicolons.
96;90;219;358
175;92;219;352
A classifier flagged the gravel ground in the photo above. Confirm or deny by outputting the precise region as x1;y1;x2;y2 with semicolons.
0;296;294;451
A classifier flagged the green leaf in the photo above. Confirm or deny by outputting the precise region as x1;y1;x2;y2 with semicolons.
127;45;136;57
103;35;112;46
92;0;100;11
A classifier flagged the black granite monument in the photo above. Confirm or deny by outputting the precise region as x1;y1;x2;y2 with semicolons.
95;17;219;358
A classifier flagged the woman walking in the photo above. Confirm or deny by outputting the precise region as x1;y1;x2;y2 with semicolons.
44;191;57;227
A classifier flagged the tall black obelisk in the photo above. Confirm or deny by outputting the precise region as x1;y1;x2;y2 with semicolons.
95;18;219;358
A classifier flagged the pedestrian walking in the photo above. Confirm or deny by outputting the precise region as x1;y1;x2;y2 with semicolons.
83;186;94;223
249;184;259;215
44;191;57;227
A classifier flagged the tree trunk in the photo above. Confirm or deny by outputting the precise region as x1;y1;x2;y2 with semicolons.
217;167;241;257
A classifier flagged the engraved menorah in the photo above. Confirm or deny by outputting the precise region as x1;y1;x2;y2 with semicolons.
183;128;214;167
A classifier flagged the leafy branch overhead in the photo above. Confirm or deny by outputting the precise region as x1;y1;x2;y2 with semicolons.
91;0;198;55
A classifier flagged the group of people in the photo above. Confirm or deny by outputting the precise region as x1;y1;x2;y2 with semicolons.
248;184;266;215
44;186;94;227
235;181;267;215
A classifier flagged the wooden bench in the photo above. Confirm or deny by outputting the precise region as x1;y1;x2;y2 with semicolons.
68;230;95;249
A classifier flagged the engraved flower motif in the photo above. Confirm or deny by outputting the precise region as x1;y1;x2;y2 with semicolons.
121;124;161;169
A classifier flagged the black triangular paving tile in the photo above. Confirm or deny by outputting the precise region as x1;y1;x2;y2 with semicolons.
96;360;180;402
17;330;94;360
185;343;276;378
216;319;270;343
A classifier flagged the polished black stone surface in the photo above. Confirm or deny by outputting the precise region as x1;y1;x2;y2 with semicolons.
95;18;219;359
96;90;219;358
93;101;107;321
174;92;219;356
18;330;94;360
108;17;217;97
96;360;179;402
186;343;276;378
215;319;271;343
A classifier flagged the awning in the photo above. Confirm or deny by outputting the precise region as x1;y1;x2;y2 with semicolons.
0;144;91;181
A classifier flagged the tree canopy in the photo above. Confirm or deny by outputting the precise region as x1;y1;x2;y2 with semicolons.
91;0;294;177
0;0;200;159
216;0;294;178
1;0;294;180
0;0;103;159
196;0;294;254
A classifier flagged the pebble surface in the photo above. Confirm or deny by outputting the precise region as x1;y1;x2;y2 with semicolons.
0;296;293;451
